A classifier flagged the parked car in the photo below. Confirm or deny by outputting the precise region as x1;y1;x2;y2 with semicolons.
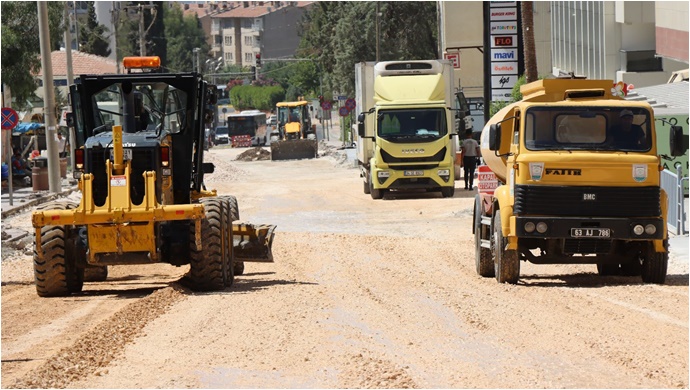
215;126;229;144
267;115;277;127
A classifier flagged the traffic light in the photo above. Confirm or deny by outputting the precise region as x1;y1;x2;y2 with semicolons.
255;53;261;68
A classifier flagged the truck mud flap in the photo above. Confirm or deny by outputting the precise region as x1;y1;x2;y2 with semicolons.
270;139;318;161
232;223;276;263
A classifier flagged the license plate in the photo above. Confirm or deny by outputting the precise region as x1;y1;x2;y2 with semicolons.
570;228;611;238
109;148;132;161
404;170;424;177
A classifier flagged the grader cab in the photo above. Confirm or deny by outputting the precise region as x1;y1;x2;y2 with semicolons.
31;56;276;297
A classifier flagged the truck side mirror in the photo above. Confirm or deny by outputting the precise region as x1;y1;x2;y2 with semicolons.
66;113;75;128
489;123;501;151
357;112;365;123
358;122;365;138
670;125;688;156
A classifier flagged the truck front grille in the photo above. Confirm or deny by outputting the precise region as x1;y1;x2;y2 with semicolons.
514;185;660;218
381;147;446;164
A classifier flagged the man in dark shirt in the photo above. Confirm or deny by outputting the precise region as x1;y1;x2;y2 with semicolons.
609;109;646;150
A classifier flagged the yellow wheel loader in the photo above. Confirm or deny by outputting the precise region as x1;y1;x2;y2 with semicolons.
31;56;276;296
269;100;318;160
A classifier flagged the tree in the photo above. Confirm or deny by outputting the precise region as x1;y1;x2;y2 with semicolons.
117;2;166;62
298;2;438;98
1;1;64;109
521;1;538;83
79;1;111;57
163;3;208;72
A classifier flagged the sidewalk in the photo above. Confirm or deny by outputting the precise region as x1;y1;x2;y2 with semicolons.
1;177;78;219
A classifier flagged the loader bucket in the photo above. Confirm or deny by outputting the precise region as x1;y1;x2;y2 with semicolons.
270;139;318;160
232;222;276;262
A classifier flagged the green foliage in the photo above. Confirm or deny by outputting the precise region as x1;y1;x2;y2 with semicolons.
229;85;285;112
164;3;208;73
79;1;111;57
299;2;438;97
260;60;320;100
116;2;166;62
1;1;64;109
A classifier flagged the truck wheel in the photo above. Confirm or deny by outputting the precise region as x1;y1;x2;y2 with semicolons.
441;186;455;198
363;179;371;195
369;173;383;199
33;200;83;297
492;212;519;284
641;242;668;284
474;197;493;277
84;266;108;282
188;198;227;291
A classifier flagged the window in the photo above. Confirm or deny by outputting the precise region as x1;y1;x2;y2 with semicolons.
244;36;253;46
244;53;253;62
243;19;252;28
224;36;232;46
225;52;233;61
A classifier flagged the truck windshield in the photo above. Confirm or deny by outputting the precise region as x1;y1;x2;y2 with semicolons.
377;108;447;141
524;107;653;152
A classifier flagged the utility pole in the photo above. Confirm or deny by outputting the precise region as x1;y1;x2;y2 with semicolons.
135;4;157;57
38;1;61;193
111;4;121;74
64;2;76;175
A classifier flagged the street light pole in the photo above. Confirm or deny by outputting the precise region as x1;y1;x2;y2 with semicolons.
38;1;61;193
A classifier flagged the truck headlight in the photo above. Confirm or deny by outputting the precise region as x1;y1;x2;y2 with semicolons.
438;169;450;182
644;224;656;235
633;225;644;235
536;222;548;233
524;222;535;233
377;170;390;184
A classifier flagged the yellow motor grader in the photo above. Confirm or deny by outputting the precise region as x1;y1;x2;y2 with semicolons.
269;100;318;160
31;56;276;296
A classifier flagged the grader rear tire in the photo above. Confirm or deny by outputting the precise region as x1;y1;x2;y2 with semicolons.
220;195;244;277
84;266;108;282
33;200;83;297
188;198;227;291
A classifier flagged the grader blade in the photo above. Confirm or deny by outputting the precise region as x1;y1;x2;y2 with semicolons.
232;223;277;262
270;139;318;161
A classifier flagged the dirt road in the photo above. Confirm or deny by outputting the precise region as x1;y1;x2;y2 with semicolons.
2;143;688;388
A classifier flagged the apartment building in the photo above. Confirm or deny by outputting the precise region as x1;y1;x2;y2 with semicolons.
183;1;311;69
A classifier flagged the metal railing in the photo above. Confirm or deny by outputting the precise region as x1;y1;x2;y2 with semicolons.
661;165;688;235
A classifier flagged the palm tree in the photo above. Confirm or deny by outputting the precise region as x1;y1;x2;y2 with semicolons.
521;1;538;82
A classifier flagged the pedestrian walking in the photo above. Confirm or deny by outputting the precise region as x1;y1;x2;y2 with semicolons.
460;130;481;190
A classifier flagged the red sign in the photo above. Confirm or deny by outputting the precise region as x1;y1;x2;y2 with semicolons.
477;165;499;195
1;107;19;130
345;98;356;111
338;106;350;117
494;36;513;47
444;52;460;69
321;101;332;111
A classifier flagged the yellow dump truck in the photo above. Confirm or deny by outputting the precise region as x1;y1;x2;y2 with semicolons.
31;56;276;296
269;100;318;160
473;78;687;284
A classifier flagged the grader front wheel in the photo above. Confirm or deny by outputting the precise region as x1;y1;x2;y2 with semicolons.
188;198;229;291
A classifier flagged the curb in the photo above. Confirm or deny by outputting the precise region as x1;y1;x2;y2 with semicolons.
1;188;77;219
